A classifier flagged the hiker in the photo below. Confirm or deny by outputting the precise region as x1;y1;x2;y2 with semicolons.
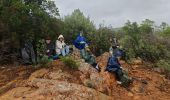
73;32;100;71
105;47;132;87
73;31;88;58
83;46;100;72
109;37;119;54
56;35;69;56
45;37;56;59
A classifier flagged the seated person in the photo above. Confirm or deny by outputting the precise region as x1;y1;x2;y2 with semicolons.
56;35;69;56
73;32;88;58
109;37;119;54
45;37;56;60
105;47;132;87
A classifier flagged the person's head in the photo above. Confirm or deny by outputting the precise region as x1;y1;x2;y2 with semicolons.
45;37;51;44
58;35;64;42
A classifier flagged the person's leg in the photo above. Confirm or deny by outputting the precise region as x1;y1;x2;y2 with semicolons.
88;56;96;65
65;46;70;55
115;69;123;81
92;63;101;72
80;49;86;58
61;48;66;56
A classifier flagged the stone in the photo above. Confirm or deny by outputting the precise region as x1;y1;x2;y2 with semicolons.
127;92;134;97
1;78;112;100
28;68;49;81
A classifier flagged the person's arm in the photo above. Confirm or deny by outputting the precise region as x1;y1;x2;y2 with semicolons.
62;41;66;47
56;41;63;49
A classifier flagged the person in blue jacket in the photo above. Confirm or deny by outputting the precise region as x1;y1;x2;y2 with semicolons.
73;32;100;72
105;46;132;87
106;47;124;81
73;31;88;58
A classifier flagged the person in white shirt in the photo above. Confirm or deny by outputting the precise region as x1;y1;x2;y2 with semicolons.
56;35;69;56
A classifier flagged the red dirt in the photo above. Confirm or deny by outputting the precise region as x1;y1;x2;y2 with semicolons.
0;53;170;100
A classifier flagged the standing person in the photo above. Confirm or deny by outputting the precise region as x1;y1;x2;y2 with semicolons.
73;31;88;58
56;35;69;56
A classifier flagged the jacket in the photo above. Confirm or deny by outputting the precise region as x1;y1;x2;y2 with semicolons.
105;55;121;73
46;42;55;56
73;33;87;50
56;40;66;54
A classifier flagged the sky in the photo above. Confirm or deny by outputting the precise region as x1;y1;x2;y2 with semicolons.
54;0;170;27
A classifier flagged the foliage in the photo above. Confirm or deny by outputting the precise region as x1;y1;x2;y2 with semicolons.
0;0;61;64
119;19;170;71
161;26;170;37
91;25;115;56
63;9;96;42
61;56;79;69
156;60;170;71
39;55;52;68
0;0;170;74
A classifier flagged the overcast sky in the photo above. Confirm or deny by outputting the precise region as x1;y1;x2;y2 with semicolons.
54;0;170;27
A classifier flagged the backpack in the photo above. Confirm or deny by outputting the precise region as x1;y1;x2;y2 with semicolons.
21;40;36;64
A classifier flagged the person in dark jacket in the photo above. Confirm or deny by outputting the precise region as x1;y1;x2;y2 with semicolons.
106;48;123;80
106;47;132;87
45;37;56;59
109;37;119;55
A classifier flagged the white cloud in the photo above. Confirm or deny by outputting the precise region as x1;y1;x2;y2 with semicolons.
55;0;170;27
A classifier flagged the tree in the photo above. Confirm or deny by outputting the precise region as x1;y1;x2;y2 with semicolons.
0;0;61;64
140;19;154;34
160;22;169;31
63;9;96;42
92;26;115;56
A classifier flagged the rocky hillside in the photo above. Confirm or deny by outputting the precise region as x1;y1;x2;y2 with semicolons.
0;49;170;100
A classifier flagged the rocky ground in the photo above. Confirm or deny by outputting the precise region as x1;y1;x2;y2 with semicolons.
0;49;170;100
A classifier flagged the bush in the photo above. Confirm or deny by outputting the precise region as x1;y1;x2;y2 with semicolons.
39;55;52;68
120;20;170;64
61;56;79;69
156;60;170;71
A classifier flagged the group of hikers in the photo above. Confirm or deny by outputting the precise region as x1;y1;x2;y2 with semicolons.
21;31;132;87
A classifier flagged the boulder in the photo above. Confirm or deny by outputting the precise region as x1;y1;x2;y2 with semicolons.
1;78;112;100
28;68;49;81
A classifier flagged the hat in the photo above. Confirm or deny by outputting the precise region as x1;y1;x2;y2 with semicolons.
58;35;64;39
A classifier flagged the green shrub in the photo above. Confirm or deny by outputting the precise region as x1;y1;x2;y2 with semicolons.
39;55;52;68
120;20;170;64
61;56;79;69
156;60;170;71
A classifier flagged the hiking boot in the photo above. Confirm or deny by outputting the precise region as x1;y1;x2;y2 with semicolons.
92;63;101;72
95;64;101;72
117;81;122;85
